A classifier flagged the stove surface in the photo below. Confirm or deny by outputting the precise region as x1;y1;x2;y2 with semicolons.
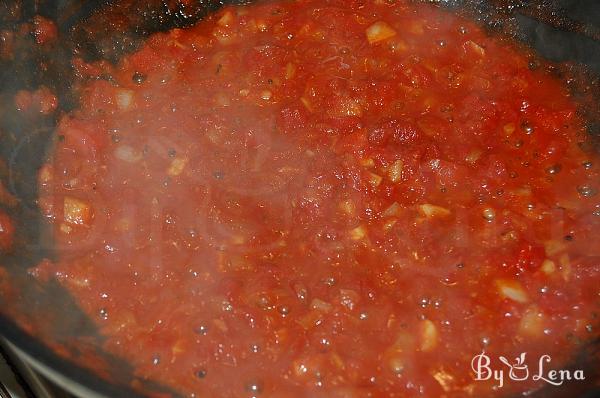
0;342;75;398
0;354;25;398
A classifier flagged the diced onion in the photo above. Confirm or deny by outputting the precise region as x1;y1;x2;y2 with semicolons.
465;149;482;164
503;123;516;136
432;369;455;392
63;196;92;226
419;204;451;218
230;235;245;245
114;145;142;163
390;330;414;350
60;222;72;234
217;11;234;27
495;279;528;303
217;252;252;272
349;225;366;240
382;202;401;217
366;21;397;44
285;62;296;79
544;240;566;257
482;207;495;221
330;352;345;370
38;163;53;184
300;97;313;112
115;218;131;232
261;90;272;100
465;40;486;57
540;259;556;275
214;92;231;107
383;219;396;231
419;319;439;351
212;27;235;45
310;298;332;313
388;159;404;183
256;19;268;32
388;355;405;374
115;89;134;110
213;319;228;332
167;157;188;176
359;158;375;168
297;310;324;330
339;199;356;216
367;172;383;188
513;187;532;197
519;305;544;336
388;38;408;53
471;76;491;90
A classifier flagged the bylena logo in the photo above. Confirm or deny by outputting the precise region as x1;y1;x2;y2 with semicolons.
471;352;585;388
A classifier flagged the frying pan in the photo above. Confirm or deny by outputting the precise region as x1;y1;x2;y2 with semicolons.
0;0;598;397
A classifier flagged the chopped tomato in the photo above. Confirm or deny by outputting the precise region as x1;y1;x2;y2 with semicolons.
0;210;15;252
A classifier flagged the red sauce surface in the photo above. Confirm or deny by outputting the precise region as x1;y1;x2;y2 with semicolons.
32;15;58;46
33;0;600;397
0;209;15;252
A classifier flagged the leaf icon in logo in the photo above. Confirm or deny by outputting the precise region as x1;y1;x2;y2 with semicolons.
499;356;510;367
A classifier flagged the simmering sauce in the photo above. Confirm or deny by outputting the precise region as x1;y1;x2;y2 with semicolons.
32;0;599;396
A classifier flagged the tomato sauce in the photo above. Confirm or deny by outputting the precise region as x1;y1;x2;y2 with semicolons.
0;209;15;252
33;0;599;396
